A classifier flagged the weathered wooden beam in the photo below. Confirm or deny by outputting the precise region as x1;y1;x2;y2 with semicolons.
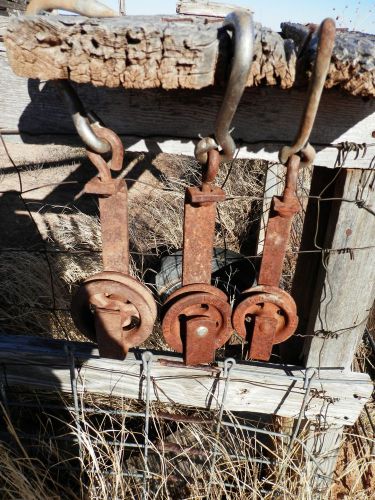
0;335;371;426
176;0;251;18
282;22;375;97
5;15;294;90
4;15;375;97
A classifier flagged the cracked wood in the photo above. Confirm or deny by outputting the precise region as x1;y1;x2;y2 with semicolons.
4;15;374;96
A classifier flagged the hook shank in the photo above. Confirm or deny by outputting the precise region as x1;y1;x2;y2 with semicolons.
279;18;336;164
215;10;254;162
26;0;116;16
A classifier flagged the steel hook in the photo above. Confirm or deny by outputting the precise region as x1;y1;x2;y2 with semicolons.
215;10;254;162
26;0;116;16
195;10;254;164
279;18;336;165
55;80;111;154
25;1;116;153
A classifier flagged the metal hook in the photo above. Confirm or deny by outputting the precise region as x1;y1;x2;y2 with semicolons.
26;0;117;17
279;18;336;165
195;10;254;164
55;81;111;154
215;10;254;162
26;1;116;154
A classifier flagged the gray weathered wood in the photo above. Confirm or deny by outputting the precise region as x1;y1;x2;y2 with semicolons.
282;22;375;97
4;15;375;96
305;425;345;496
0;335;371;426
287;167;375;493
1;54;374;168
176;0;251;18
257;163;284;254
303;168;375;369
5;15;296;90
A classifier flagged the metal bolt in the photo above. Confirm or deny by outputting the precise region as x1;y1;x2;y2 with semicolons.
196;326;209;337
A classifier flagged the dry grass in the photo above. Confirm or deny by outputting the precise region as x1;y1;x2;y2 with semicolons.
0;390;373;500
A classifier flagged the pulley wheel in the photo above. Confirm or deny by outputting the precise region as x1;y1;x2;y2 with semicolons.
162;288;232;353
71;271;157;348
163;282;228;308
232;285;298;345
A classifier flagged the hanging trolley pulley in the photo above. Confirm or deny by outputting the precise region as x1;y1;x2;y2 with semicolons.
232;18;336;361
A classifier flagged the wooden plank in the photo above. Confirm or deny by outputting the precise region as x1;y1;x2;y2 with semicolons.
176;1;251;18
0;335;371;426
1;53;374;168
3;16;375;96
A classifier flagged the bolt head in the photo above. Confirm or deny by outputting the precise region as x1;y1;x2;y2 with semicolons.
196;326;209;337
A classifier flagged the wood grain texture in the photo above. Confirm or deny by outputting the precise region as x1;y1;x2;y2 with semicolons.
0;335;371;426
5;15;296;90
302;168;375;370
176;0;251;18
4;15;375;96
1;49;374;168
282;22;375;97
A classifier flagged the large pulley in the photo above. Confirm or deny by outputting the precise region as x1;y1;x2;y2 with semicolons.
161;150;233;365
71;127;156;359
232;18;336;361
161;10;255;365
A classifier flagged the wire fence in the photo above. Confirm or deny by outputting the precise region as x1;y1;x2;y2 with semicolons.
0;132;374;498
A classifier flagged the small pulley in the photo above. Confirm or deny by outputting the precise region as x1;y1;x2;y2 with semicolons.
232;18;336;361
71;126;156;359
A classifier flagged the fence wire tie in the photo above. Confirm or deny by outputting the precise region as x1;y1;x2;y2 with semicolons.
334;141;368;167
141;351;153;499
287;368;316;454
208;358;236;494
65;344;83;463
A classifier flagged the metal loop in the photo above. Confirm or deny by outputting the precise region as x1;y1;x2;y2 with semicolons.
86;125;124;180
195;10;254;165
26;1;116;154
194;137;217;165
26;0;117;17
215;10;254;162
56;81;111;154
279;18;336;165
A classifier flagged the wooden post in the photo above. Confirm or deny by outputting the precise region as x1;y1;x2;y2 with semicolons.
303;168;375;369
287;166;375;494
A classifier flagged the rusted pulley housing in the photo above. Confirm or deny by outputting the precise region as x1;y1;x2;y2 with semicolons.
71;127;156;359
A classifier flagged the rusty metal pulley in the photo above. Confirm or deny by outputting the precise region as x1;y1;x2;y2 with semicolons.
232;18;336;361
162;283;232;365
161;150;233;365
71;126;156;359
161;10;254;366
